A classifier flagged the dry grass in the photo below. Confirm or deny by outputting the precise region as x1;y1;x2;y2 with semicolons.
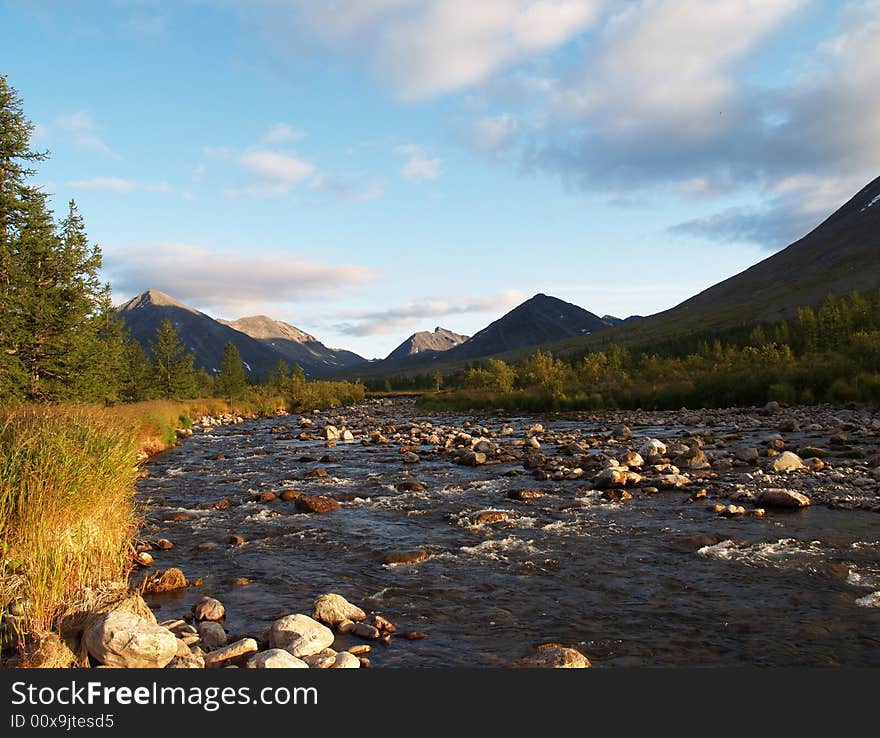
0;405;141;644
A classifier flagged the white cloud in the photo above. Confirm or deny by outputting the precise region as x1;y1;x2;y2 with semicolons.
105;242;378;312
254;0;603;98
334;289;527;336
66;177;172;194
56;109;119;159
396;144;441;181
239;149;316;184
264;122;305;143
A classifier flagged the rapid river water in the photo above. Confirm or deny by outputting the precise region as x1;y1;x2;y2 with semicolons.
136;401;880;667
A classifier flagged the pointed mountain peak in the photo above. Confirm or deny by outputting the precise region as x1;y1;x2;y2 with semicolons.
385;325;470;360
118;289;199;313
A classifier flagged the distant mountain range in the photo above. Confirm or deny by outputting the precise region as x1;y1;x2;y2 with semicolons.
116;175;880;382
386;327;469;360
117;290;366;379
354;294;622;377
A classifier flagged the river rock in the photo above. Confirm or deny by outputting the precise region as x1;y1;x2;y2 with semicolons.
312;593;366;627
594;467;627;488
758;488;811;508
397;481;427;492
402;452;420;463
518;645;591;668
192;597;225;622
83;612;177;668
507;489;543;500
456;451;486;466
197;621;227;650
612;424;633;441
473;510;509;524
383;550;429;565
619;452;644;468
639;439;667;460
269;614;335;657
168;653;205;669
735;447;760;463
342;429;355;442
323;425;340;441
204;638;258;668
141;568;188;594
295;495;340;513
331;652;361;669
303;649;338;668
772;451;804;473
246;649;309;669
656;473;690;489
352;622;380;639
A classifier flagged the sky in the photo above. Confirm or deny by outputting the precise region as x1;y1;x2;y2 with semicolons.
2;0;879;358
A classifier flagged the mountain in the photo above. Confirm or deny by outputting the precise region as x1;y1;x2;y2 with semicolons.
117;290;365;379
385;326;469;360
220;315;367;374
449;294;612;360
117;290;286;380
548;174;880;356
352;293;615;377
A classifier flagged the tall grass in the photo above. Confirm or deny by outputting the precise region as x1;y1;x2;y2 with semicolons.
0;406;140;642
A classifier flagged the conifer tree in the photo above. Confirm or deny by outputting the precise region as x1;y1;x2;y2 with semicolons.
267;358;291;393
149;319;196;399
215;341;247;401
120;336;152;402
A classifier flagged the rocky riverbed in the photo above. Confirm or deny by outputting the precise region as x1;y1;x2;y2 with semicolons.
122;398;880;667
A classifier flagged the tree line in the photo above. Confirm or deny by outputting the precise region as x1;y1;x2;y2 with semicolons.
416;290;880;411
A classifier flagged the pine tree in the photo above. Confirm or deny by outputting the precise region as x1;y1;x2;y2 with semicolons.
215;341;247;401
120;336;152;402
267;358;291;393
0;77;120;402
149;319;196;399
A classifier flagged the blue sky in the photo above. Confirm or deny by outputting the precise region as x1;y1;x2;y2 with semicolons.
2;0;878;358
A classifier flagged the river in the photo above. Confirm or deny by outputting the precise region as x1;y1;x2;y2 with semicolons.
135;399;880;666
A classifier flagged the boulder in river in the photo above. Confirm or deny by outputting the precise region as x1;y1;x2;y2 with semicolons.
383;550;428;565
594;467;627;489
295;495;340;513
141;567;188;594
192;596;225;622
772;451;804;473
197;621;228;650
517;645;591;668
638;439;667;461
312;593;366;627
758;488;811;508
269;614;335;658
83;612;177;668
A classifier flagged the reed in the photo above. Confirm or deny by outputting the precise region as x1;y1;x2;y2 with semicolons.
0;405;140;642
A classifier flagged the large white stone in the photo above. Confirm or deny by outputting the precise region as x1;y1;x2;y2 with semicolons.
312;594;366;627
83;612;177;668
638;439;667;460
269;614;335;657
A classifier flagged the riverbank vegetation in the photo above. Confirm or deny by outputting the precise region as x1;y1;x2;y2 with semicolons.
417;290;880;412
